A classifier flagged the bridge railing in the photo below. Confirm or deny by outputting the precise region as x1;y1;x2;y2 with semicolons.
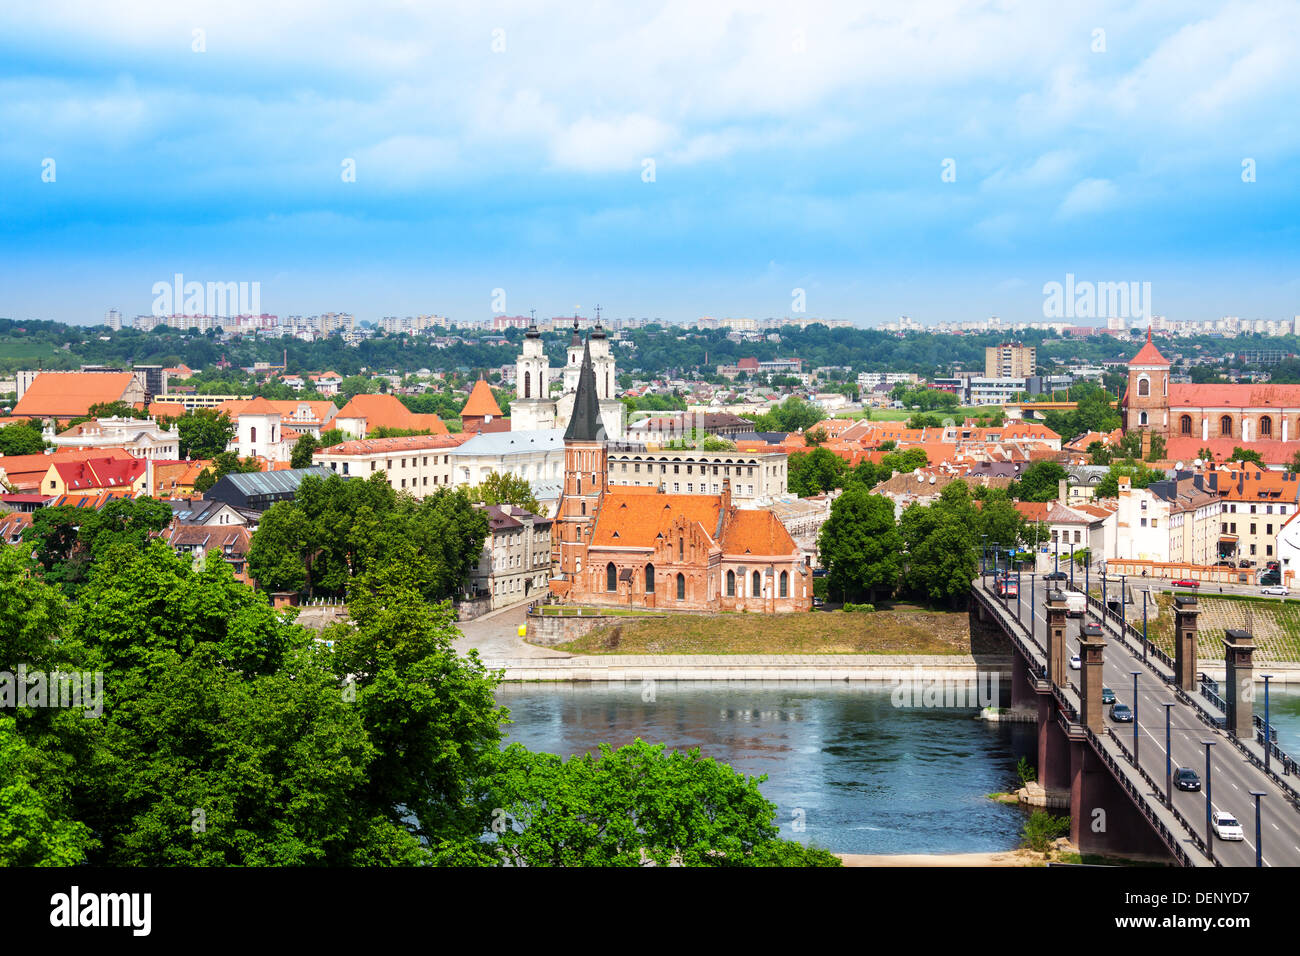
1099;727;1217;866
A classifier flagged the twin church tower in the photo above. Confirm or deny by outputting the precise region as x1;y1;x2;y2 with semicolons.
509;317;627;440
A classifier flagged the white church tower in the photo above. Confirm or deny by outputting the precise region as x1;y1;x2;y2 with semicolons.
509;317;557;431
510;309;626;439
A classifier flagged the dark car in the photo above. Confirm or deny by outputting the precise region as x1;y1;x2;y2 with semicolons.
1044;571;1068;582
1110;702;1133;722
1101;687;1115;704
1174;767;1201;792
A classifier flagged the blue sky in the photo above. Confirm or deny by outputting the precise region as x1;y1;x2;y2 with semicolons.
1;0;1298;326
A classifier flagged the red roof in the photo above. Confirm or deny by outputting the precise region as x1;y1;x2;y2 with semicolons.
12;372;139;418
52;456;147;491
335;394;449;435
1129;329;1170;367
1168;384;1300;408
461;379;504;419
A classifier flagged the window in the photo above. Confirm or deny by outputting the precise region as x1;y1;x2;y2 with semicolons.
249;425;257;443
524;370;531;398
676;573;686;600
752;571;762;597
1220;415;1232;437
645;564;655;593
726;570;735;596
779;571;788;598
1139;411;1148;426
678;537;684;560
606;563;617;592
1261;416;1273;437
1137;376;1150;397
1180;415;1192;435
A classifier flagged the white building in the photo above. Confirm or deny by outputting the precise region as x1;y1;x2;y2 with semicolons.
449;429;566;488
52;416;180;460
1113;475;1171;562
508;320;626;439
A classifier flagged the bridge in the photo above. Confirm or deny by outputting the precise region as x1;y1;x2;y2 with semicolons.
971;568;1300;866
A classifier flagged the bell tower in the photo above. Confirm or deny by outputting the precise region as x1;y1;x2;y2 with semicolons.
1124;328;1170;454
552;338;607;590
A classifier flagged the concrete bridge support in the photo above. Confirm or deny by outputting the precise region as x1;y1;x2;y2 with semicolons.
1046;591;1067;689
1069;739;1176;863
1079;623;1107;731
1223;629;1257;739
1174;596;1199;691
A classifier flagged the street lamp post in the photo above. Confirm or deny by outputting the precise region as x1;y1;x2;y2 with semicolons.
1203;741;1216;860
1163;702;1176;806
1070;543;1075;590
1102;571;1107;623
1054;534;1059;574
1085;557;1090;606
1250;791;1266;868
1016;561;1022;621
1263;674;1273;773
1132;671;1141;765
1142;589;1149;663
1121;574;1127;633
1031;573;1036;639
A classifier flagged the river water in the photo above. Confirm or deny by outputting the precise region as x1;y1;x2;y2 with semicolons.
496;681;1037;855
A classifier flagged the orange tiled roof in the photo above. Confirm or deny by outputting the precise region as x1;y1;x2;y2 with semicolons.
147;402;188;419
724;508;800;556
1130;329;1170;366
335;394;449;435
12;372;138;418
462;379;504;418
0;448;135;491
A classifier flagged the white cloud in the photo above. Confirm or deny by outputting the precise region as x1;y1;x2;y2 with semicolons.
1056;178;1118;219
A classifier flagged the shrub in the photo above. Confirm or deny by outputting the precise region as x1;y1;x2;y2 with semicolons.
843;602;876;613
1016;756;1036;787
1021;810;1070;852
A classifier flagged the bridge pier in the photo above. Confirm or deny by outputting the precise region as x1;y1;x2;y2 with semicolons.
1046;591;1067;689
1070;738;1177;863
1079;622;1106;731
1223;629;1257;739
1010;653;1036;710
1174;595;1199;691
1035;697;1071;804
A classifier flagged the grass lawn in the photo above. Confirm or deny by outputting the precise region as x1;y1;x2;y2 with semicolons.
552;606;974;655
1094;588;1300;662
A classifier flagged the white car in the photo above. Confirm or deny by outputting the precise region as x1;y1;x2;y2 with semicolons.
1068;654;1081;670
1262;585;1289;596
1211;810;1244;842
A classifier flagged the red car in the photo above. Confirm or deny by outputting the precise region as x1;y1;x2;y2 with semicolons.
1172;579;1200;589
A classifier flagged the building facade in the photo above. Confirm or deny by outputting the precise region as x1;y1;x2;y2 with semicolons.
509;319;626;439
468;504;553;608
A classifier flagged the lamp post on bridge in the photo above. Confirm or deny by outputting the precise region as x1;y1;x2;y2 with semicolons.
1131;671;1141;765
1142;589;1149;663
1203;740;1216;862
1054;533;1059;574
1162;701;1176;807
1031;572;1036;638
1121;574;1127;634
1070;542;1075;590
1101;570;1107;622
1263;673;1273;773
1250;790;1266;868
1016;559;1022;621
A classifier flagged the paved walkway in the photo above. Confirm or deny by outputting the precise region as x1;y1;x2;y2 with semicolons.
452;599;572;660
478;653;1009;682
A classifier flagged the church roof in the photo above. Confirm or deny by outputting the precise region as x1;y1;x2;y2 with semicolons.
462;378;503;418
564;338;603;442
1129;328;1169;367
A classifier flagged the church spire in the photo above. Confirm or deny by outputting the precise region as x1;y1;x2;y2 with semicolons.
564;337;603;441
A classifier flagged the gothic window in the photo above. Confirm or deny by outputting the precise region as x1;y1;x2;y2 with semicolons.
1180;415;1192;435
524;370;531;398
752;571;761;597
779;571;788;598
1139;412;1147;426
676;573;686;600
726;570;735;596
606;563;617;592
645;564;655;593
1220;415;1232;437
1261;416;1273;437
1137;376;1150;397
250;426;257;443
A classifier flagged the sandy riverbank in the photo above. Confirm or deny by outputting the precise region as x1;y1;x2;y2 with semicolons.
836;849;1045;866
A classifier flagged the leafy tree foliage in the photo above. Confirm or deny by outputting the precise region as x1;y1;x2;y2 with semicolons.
176;408;236;459
467;471;542;515
22;496;173;593
290;433;320;468
788;448;847;497
898;481;980;607
817;487;901;602
0;419;49;456
1011;461;1067;503
744;396;824;433
1093;459;1162;498
1231;446;1265;467
193;452;261;493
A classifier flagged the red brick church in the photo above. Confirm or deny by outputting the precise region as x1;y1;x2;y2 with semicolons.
549;338;811;612
1123;329;1300;463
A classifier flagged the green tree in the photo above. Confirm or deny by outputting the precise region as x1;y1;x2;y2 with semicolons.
290;433;320;469
484;740;840;867
0;419;48;456
176;409;236;459
878;447;928;474
1231;446;1265;468
817;487;901;603
1093;459;1161;498
193;452;261;493
468;471;542;515
1147;434;1166;462
899;482;979;607
1012;461;1067;503
788;447;847;497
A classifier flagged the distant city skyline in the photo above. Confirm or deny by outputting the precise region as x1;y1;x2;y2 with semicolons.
2;1;1298;326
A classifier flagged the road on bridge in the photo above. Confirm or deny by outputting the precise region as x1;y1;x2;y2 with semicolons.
985;573;1300;867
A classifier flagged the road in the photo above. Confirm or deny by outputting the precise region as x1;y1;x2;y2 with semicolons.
990;572;1300;867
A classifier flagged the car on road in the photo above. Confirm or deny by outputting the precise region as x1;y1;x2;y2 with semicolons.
812;597;825;608
1044;571;1068;583
1211;810;1244;841
1172;579;1200;589
998;580;1018;598
1101;687;1115;704
1174;767;1201;792
1262;585;1289;596
1068;653;1081;670
1110;702;1133;722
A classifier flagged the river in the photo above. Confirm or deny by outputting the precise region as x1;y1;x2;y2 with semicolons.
496;681;1037;855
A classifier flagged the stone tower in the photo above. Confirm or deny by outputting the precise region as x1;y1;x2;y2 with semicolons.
551;338;607;594
1124;327;1170;455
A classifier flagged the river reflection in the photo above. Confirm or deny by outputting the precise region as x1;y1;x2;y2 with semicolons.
496;681;1037;855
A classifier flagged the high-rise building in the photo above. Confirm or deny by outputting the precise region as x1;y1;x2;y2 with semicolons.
104;308;122;330
985;342;1036;379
